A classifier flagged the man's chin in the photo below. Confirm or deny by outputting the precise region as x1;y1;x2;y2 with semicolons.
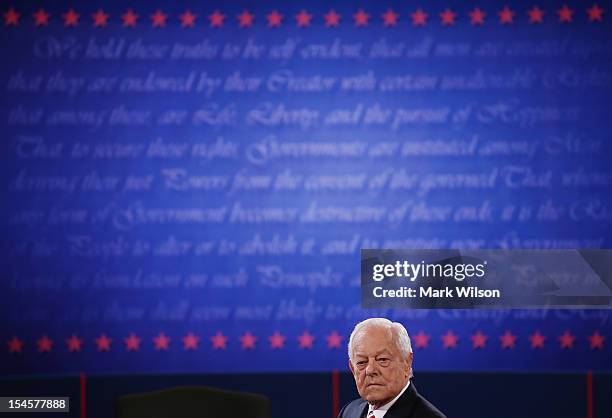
363;387;388;402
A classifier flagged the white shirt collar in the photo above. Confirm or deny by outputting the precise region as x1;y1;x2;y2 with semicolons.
367;380;410;418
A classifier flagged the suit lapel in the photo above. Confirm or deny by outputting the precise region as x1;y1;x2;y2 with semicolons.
359;402;369;418
381;382;418;418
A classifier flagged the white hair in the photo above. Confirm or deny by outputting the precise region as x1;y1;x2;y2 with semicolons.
348;318;412;360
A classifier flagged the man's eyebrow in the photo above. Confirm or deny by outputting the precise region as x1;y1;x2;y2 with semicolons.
354;349;392;357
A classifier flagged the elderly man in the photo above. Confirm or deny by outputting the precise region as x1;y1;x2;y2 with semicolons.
339;318;446;418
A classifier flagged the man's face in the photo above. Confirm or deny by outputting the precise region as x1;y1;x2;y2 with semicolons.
349;326;412;409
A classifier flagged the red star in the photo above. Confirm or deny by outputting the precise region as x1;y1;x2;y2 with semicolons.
92;10;109;28
353;9;369;27
296;10;312;28
182;332;199;350
587;4;605;22
529;331;546;349
267;10;283;28
151;10;167;28
66;335;82;352
412;331;431;349
499;6;515;24
238;10;254;28
411;9;428;26
558;330;575;349
240;332;257;349
37;335;53;353
382;10;399;27
327;331;343;349
558;5;574;23
469;8;486;25
528;6;545;23
324;10;340;27
33;9;50;26
210;331;228;349
298;331;315;349
122;10;138;27
180;10;197;28
209;10;225;28
588;331;605;350
269;331;286;349
95;334;112;352
441;330;458;349
7;336;24;354
124;333;141;351
440;9;456;26
499;331;517;349
63;9;79;27
4;8;20;26
471;331;488;349
153;332;170;351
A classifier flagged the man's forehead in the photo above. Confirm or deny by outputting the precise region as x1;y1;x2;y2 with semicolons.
354;325;393;342
353;328;397;354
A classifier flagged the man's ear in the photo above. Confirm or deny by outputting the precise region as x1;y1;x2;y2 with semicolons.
349;359;355;375
405;352;413;377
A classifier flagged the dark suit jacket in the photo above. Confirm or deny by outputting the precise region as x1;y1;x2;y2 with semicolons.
338;382;446;418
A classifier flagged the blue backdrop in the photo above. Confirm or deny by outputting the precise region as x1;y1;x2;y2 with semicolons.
1;0;610;376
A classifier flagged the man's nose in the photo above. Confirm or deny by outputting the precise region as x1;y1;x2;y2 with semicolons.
365;359;379;375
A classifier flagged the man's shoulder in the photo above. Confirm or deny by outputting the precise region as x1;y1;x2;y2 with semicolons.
411;393;446;418
404;383;446;418
338;384;446;418
338;397;366;418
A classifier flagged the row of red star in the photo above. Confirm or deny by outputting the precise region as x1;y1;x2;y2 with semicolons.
5;330;605;353
2;5;606;28
5;331;341;353
434;330;606;350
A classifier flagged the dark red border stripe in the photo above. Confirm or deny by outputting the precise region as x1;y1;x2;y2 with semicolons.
332;369;340;418
80;372;86;418
587;370;593;418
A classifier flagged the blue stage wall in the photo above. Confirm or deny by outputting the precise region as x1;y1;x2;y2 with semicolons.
1;0;611;376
